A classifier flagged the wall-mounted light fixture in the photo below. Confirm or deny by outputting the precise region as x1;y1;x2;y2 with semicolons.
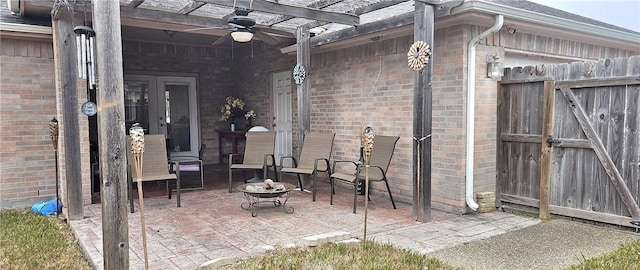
231;28;253;42
486;54;504;79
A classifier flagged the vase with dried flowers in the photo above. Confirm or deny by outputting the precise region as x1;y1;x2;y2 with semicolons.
219;96;245;131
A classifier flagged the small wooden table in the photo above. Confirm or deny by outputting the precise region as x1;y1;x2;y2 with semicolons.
217;130;246;164
237;182;296;217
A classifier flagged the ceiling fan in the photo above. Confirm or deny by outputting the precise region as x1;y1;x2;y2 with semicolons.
184;7;278;46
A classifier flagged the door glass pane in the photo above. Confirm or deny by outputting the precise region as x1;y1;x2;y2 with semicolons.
124;81;149;134
166;84;191;153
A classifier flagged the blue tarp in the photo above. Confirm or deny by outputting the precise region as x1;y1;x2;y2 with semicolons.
31;198;62;216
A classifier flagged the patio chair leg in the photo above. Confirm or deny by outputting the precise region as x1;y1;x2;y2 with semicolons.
129;180;135;213
127;166;135;213
199;164;204;189
272;165;279;182
353;180;358;214
384;179;396;209
176;176;181;208
296;174;304;191
228;166;233;193
312;173;317;202
329;178;334;205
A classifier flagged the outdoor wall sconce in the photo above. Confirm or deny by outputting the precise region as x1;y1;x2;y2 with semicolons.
74;25;96;89
231;28;253;42
486;54;504;79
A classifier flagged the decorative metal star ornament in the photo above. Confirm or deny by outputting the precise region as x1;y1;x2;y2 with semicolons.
293;63;306;85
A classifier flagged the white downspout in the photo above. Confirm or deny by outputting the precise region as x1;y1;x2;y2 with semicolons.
466;14;503;211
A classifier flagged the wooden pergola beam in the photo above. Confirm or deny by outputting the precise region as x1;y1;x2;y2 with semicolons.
179;1;207;15
34;0;297;38
308;0;463;47
311;12;413;46
264;0;345;26
303;0;406;30
129;0;145;8
199;0;360;25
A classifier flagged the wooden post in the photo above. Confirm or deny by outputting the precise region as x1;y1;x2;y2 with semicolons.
51;2;83;221
295;26;311;155
539;81;555;220
92;1;129;269
412;1;434;222
295;26;311;196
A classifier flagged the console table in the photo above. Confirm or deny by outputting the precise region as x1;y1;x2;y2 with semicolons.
217;130;246;164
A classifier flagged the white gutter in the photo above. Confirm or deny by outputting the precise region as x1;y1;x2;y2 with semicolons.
0;22;52;35
465;14;503;211
451;1;639;45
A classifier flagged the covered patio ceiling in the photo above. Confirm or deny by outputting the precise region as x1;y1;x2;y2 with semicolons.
23;0;458;48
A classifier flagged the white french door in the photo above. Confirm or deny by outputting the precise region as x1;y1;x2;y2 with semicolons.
124;75;199;157
272;71;293;166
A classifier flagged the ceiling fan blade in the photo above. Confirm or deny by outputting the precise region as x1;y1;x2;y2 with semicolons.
228;23;247;29
253;30;281;46
212;33;232;46
183;26;228;32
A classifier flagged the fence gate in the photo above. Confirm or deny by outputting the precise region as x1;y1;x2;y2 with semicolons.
496;56;640;227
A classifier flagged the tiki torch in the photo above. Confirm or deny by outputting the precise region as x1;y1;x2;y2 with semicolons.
362;125;374;241
129;123;149;270
49;118;61;218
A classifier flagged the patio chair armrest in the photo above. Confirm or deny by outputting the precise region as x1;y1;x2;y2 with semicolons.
169;156;201;164
314;158;331;172
331;160;358;174
356;164;385;177
263;154;276;167
169;155;199;160
279;155;297;168
169;159;200;174
228;153;245;166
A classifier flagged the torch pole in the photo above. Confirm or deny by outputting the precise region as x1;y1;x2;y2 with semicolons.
362;125;374;242
130;124;149;270
49;118;60;218
134;153;149;270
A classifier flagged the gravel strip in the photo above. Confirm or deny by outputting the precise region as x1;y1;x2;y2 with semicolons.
428;218;640;270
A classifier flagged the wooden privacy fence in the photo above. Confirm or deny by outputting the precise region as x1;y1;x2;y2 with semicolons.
497;56;640;227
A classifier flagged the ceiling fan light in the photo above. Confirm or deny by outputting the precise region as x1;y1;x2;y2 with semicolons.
231;30;253;42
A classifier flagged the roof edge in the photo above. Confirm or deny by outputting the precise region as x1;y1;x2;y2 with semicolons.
0;22;52;34
452;1;640;44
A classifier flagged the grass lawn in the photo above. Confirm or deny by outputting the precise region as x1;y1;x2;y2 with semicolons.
223;240;456;270
567;238;640;270
1;209;638;269
0;209;91;270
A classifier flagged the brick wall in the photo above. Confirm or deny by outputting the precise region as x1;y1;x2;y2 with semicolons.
0;37;58;209
431;25;467;212
309;35;416;203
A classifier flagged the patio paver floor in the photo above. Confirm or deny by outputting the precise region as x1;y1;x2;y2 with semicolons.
71;165;540;269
